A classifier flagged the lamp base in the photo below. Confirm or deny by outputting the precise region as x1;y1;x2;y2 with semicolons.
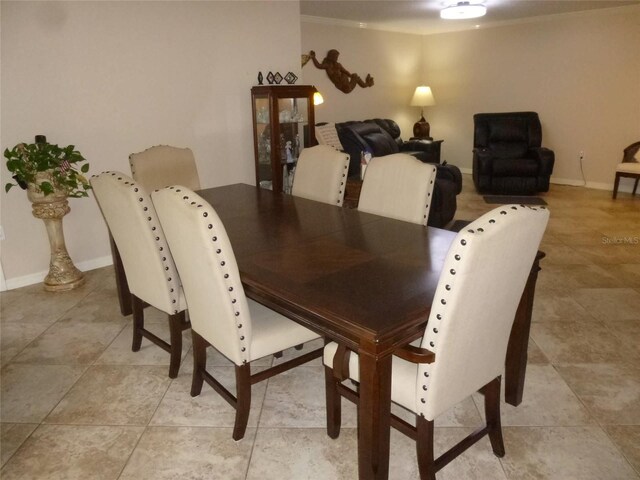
413;116;431;139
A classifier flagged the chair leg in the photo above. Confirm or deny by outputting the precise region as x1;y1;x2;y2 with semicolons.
131;295;144;352
190;330;207;397
324;365;342;439
613;173;621;199
233;363;252;441
167;312;185;379
484;376;505;457
633;177;639;196
416;415;437;480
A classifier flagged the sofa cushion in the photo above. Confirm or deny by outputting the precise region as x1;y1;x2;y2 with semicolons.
363;131;400;157
489;118;527;143
369;118;403;146
337;121;401;176
492;157;539;177
489;142;529;159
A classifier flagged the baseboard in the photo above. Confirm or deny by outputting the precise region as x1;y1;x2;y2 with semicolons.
458;170;630;194
551;177;636;193
550;177;585;187
3;255;113;291
0;261;6;292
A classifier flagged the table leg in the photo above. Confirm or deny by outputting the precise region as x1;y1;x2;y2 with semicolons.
109;235;132;316
505;251;544;406
358;349;393;480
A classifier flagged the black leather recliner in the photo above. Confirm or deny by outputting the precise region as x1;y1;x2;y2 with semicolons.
472;112;554;195
334;119;462;228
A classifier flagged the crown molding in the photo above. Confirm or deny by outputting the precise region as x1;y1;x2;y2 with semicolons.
301;4;640;37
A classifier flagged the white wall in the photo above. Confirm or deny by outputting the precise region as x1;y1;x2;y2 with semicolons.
302;7;640;185
422;7;640;186
1;1;302;287
301;21;422;138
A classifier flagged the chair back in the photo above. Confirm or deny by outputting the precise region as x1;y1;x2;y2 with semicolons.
417;205;549;420
90;172;184;314
473;112;542;157
621;141;640;164
152;186;251;366
129;145;201;191
292;145;350;206
358;153;437;225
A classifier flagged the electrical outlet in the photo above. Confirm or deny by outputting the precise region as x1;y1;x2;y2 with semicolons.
0;226;4;241
579;151;585;160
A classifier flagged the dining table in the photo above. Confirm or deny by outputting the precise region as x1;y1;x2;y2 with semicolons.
111;183;544;480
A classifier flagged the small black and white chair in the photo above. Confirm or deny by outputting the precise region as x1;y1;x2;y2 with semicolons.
291;145;350;206
323;204;549;479
91;172;190;378
613;141;640;199
358;153;437;225
152;186;323;440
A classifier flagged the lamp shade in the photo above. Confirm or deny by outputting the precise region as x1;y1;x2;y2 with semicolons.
313;91;324;106
410;86;435;107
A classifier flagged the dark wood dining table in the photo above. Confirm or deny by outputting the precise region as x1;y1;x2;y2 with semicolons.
111;183;543;480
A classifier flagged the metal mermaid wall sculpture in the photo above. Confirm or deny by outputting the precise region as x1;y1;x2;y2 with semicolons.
308;49;374;94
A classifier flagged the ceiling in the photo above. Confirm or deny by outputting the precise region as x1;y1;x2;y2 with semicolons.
300;0;640;35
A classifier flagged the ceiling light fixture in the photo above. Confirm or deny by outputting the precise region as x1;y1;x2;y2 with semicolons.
440;2;487;20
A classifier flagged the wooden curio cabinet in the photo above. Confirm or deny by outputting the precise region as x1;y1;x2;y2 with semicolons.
251;85;317;193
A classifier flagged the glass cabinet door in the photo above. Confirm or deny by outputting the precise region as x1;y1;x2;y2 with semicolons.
251;85;317;194
253;93;272;190
277;96;309;193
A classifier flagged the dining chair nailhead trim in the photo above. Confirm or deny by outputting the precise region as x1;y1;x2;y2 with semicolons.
418;205;527;413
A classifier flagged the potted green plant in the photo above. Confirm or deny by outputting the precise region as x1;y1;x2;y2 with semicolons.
3;135;90;292
4;135;90;198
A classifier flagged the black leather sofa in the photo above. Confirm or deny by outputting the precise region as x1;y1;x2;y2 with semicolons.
472;112;555;195
333;119;462;228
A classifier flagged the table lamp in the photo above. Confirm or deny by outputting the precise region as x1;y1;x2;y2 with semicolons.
410;86;435;139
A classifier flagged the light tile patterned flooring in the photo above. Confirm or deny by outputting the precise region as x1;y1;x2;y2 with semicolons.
1;175;639;479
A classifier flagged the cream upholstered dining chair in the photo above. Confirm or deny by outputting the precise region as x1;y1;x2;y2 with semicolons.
152;185;323;441
323;204;549;479
291;145;350;206
129;145;201;191
613;141;640;199
358;153;437;225
91;172;190;378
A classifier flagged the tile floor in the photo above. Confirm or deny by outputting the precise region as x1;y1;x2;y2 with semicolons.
1;175;639;479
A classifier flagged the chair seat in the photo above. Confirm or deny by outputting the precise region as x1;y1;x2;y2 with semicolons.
250;299;320;362
324;340;419;413
616;162;640;174
492;157;539;177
